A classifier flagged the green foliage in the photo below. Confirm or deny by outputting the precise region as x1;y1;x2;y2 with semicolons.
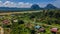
0;9;60;34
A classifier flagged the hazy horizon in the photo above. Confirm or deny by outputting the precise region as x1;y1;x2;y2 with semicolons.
0;0;60;8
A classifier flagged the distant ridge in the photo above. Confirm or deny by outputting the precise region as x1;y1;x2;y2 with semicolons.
31;4;43;10
0;7;31;11
0;4;59;11
45;4;57;9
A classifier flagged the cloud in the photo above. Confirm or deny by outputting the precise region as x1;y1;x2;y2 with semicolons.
0;1;32;8
0;0;60;8
38;0;60;8
38;3;48;8
18;2;32;8
0;1;3;7
51;0;60;8
3;1;18;7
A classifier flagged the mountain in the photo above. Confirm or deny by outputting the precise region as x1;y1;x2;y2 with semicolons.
31;4;43;10
45;4;57;9
0;7;31;11
0;7;43;11
0;4;59;11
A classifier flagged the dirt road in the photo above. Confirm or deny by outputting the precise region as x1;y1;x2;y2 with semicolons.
0;10;42;15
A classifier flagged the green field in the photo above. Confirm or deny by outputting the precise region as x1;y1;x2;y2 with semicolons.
0;9;60;34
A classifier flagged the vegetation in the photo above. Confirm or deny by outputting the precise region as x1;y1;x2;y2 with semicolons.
0;9;60;34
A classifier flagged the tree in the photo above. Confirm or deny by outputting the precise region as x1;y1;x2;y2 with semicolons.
18;20;24;24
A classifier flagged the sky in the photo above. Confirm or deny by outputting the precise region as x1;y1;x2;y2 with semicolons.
0;0;60;8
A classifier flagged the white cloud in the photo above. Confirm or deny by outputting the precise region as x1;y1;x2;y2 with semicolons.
0;1;32;8
0;1;3;7
18;2;32;8
38;3;48;8
3;1;17;7
0;0;60;8
51;0;60;8
38;0;60;8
